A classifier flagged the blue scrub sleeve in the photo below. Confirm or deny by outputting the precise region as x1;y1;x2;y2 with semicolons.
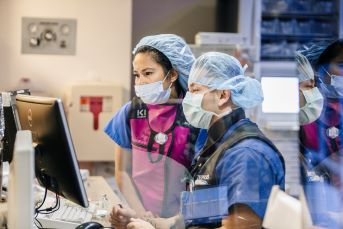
216;147;277;219
104;101;132;150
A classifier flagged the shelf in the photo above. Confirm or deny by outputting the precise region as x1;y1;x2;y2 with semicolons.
261;56;295;61
261;34;336;40
262;12;338;19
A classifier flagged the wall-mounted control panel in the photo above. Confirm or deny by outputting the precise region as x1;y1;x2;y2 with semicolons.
22;17;77;55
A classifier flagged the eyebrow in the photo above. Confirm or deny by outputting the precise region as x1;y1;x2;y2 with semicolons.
142;68;155;72
133;68;155;74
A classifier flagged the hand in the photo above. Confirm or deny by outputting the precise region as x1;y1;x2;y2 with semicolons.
109;205;137;229
141;215;181;229
127;218;155;229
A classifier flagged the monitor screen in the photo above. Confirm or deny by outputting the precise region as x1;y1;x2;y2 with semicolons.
257;77;299;131
15;94;88;207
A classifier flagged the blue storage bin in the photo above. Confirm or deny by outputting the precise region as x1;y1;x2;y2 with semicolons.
313;1;335;13
261;19;278;34
279;19;295;35
294;19;312;35
312;21;335;35
291;0;311;12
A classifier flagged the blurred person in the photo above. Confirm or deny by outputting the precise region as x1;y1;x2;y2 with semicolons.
297;39;343;229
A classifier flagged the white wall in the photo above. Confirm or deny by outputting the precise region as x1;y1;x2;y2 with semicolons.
0;0;132;99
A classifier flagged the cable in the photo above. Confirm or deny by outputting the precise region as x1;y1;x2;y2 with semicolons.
36;191;60;214
34;218;43;229
34;186;48;220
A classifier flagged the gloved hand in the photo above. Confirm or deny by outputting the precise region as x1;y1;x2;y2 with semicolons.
109;205;137;229
127;218;155;229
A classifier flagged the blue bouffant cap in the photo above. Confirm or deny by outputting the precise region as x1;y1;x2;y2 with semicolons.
133;34;195;92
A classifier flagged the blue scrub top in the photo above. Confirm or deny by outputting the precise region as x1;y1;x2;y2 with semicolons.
104;101;207;152
194;117;285;219
104;102;132;150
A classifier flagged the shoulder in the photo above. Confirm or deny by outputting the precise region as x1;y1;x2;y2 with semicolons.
103;101;132;149
108;101;132;124
218;139;284;178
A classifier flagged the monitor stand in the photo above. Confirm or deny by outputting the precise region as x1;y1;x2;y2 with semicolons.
7;130;34;229
0;145;3;202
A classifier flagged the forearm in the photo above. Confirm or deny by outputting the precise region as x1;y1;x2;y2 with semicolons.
114;145;146;216
220;204;262;229
116;170;146;216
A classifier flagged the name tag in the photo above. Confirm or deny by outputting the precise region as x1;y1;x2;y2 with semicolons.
180;186;229;226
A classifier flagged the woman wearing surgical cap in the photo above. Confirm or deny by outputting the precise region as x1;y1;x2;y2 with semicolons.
180;52;285;228
104;34;205;228
297;39;343;229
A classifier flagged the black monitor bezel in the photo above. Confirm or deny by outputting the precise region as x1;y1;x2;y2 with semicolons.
15;94;88;208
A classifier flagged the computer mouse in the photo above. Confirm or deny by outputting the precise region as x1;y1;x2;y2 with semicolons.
75;221;104;229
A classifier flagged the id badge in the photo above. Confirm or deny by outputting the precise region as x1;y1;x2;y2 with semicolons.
180;186;229;226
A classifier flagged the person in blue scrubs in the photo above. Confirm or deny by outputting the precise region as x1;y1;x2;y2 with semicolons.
181;52;285;228
297;39;343;229
104;34;206;229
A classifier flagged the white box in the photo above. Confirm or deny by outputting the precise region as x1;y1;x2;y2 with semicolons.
65;83;124;161
195;32;248;45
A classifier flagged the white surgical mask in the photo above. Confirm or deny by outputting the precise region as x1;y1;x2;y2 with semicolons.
134;72;172;105
182;90;231;129
299;87;324;125
323;68;343;97
331;75;343;97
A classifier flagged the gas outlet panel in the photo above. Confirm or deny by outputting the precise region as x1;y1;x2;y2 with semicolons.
22;17;77;55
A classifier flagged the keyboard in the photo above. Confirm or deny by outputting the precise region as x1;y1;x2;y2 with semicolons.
35;199;96;229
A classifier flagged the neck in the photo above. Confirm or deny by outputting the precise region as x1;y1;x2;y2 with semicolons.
169;84;179;100
209;107;233;127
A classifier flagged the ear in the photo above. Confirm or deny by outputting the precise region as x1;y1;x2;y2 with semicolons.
217;90;231;107
169;69;179;83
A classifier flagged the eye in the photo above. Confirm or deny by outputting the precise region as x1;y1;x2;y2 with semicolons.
190;88;199;93
144;71;153;76
133;73;139;79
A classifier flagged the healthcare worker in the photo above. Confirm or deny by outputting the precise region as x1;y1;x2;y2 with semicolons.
181;52;285;228
104;34;204;228
124;52;286;229
298;39;343;164
297;39;343;229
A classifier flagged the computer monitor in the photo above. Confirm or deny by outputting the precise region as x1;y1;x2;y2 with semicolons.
1;89;30;163
15;94;88;208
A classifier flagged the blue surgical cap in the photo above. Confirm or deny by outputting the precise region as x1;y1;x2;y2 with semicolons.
189;52;264;109
133;34;195;92
297;40;333;67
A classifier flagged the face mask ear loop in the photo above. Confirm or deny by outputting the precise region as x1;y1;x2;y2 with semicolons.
242;64;248;73
162;70;174;89
322;67;332;79
162;70;171;82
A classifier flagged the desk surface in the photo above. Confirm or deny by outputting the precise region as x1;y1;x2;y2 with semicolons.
0;176;123;228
